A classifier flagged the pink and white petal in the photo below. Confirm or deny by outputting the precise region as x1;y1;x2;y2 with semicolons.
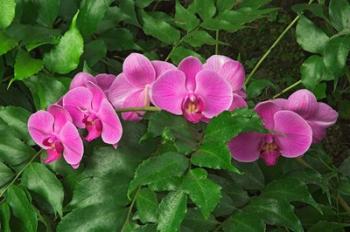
86;82;107;112
123;53;156;87
178;56;202;91
28;111;54;147
307;121;327;143
229;94;248;111
228;132;263;162
271;98;289;109
311;102;338;127
287;89;318;117
97;99;123;144
70;72;96;89
219;60;245;91
273;110;312;158
255;101;283;130
47;105;72;133
203;55;231;72
63;87;93;127
152;60;176;78
195;70;233;118
59;122;84;168
44;149;61;164
150;70;187;115
95;73;116;92
108;73;141;109
122;89;146;121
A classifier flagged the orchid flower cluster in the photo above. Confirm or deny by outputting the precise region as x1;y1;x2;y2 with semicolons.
27;53;338;169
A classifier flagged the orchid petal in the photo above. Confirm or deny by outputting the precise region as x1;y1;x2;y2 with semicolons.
255;101;283;130
28;111;54;148
123;53;156;87
151;70;187;115
122;89;146;121
219;60;245;91
178;56;202;91
228;132;263;162
230;93;248;111
152;60;176;78
273;110;312;158
195;70;232;118
86;82;106;111
47;105;72;133
95;73;116;92
70;72;96;89
287;89;318;117
203;55;231;72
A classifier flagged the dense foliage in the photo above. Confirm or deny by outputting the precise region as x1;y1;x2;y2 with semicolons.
0;0;350;231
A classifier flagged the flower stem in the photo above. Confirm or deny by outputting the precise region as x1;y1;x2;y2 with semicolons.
0;150;42;198
116;106;161;113
121;188;140;232
272;80;302;99
245;16;300;85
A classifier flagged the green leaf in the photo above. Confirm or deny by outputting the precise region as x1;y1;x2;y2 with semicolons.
57;203;127;232
24;75;69;109
84;39;107;66
101;28;140;51
181;168;221;219
182;208;217;232
77;0;112;36
262;177;322;213
136;187;158;223
0;31;17;55
223;212;265;232
229;162;265;190
0;161;14;188
296;16;329;54
216;0;235;12
44;12;84;74
128;152;188;197
309;221;350;232
329;0;350;31
157;191;188;232
191;0;216;20
0;0;16;29
0;106;31;142
119;0;139;26
192;109;263;172
14;50;43;81
6;185;38;232
0;202;11;232
240;0;272;9
141;10;180;44
175;1;200;31
323;35;350;77
22;163;64;216
35;0;60;26
247;79;275;98
136;0;154;8
246;198;303;232
184;30;217;47
300;55;333;89
170;46;204;64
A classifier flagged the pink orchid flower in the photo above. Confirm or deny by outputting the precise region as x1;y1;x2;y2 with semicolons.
229;107;313;166
255;89;338;143
70;72;116;93
151;56;233;123
28;105;83;169
203;55;247;110
108;53;176;121
63;82;123;145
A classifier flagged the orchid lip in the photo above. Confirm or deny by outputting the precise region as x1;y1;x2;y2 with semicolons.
259;135;280;166
182;94;204;123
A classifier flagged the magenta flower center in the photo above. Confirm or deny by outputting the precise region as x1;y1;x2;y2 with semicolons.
42;137;64;163
182;94;204;123
260;135;280;166
83;114;103;142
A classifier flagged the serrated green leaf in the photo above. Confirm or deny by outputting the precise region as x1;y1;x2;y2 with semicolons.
296;16;329;54
229;162;265;190
119;0;139;26
44;12;84;74
14;50;43;81
223;212;265;232
35;0;60;27
101;28;140;51
6;185;38;232
247;79;275;98
182;208;217;232
170;46;204;64
0;0;16;29
329;0;350;31
175;1;200;31
216;0;235;12
181;168;221;218
128;152;188;196
57;203;127;232
0;161;14;188
0;31;17;55
0;106;31;142
77;0;112;36
191;0;216;20
22;163;64;216
301;55;333;88
184;30;217;47
136;187;158;223
141;10;180;44
157;191;187;232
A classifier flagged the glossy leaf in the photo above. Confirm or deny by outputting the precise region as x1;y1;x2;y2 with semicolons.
14;50;43;81
0;0;16;29
6;185;38;232
175;1;200;31
329;0;350;31
84;39;107;66
0;31;17;55
184;30;217;47
22;163;64;216
181;168;221;219
0;161;14;188
0;202;11;232
35;0;60;26
223;212;265;232
157;191;187;232
44;12;84;74
300;55;333;89
192;0;216;20
182;208;217;232
0;106;31;142
136;187;158;223
128;152;188;196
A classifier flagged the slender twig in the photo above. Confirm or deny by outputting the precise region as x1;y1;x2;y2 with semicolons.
272;80;302;99
0;150;42;198
116;106;161;113
121;188;140;232
215;30;220;55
